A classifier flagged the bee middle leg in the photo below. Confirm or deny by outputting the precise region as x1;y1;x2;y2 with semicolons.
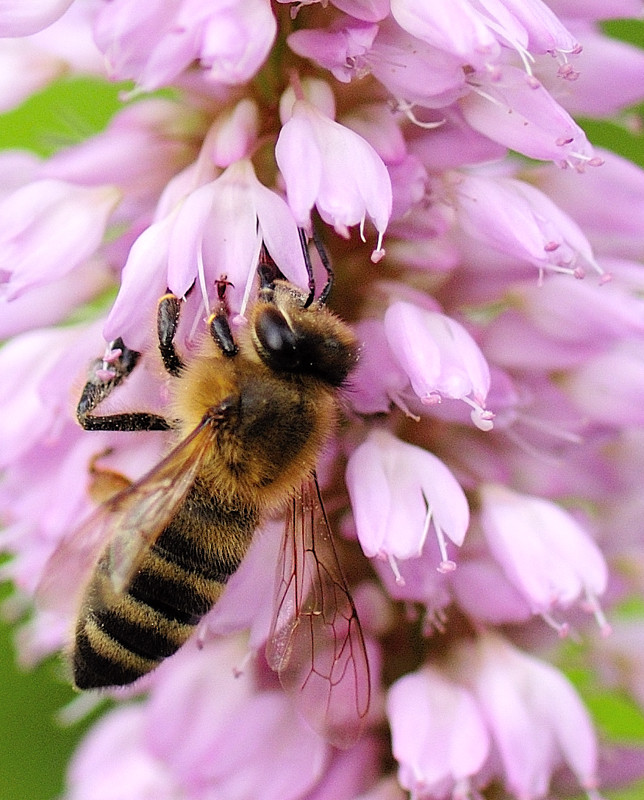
87;448;132;503
77;337;171;432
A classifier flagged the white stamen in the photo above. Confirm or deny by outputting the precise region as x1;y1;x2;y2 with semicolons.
371;229;386;263
188;296;206;343
240;229;263;318
197;242;210;315
420;501;433;552
541;611;570;638
394;100;446;130
388;553;405;586
583;588;612;637
432;516;456;573
462;395;495;431
232;648;253;678
481;17;535;76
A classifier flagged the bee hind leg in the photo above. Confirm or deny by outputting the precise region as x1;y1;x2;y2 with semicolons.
76;337;171;432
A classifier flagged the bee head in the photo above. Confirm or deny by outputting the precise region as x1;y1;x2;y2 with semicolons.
252;284;358;387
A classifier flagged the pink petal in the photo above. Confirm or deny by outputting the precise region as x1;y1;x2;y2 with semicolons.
460;66;595;169
0;179;119;299
331;0;390;22
390;0;501;68
0;0;73;36
388;667;489;796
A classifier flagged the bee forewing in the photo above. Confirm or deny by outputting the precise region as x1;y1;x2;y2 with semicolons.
266;477;371;749
35;495;128;619
36;419;217;616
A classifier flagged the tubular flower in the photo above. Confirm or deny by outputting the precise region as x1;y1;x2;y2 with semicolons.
0;3;643;800
275;88;392;259
387;665;490;800
479;484;609;635
452;633;602;800
383;300;493;430
346;428;470;577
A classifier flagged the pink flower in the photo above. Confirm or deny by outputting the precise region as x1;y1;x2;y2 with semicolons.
66;705;181;800
453;171;600;280
287;17;379;83
275;92;392;259
331;0;391;21
40;98;199;219
460;66;596;169
536;149;644;260
390;0;502;69
481;268;644;370
367;19;466;110
0;326;90;467
350;319;410;415
105;158;309;350
453;634;600;800
65;635;380;800
0;3;103;110
383;301;493;430
564;340;644;428
592;619;644;710
547;0;643;20
166;158;309;302
94;0;277;90
495;0;579;56
548;23;644;117
346;429;469;575
0;179;119;299
450;556;535;625
388;665;490;800
0;38;65;111
479;484;609;634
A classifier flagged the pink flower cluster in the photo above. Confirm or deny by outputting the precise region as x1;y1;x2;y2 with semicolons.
1;1;644;799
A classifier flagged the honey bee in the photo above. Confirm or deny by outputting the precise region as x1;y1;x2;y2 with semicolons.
38;234;370;747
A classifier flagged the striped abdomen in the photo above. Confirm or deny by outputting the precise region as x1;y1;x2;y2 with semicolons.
73;495;259;689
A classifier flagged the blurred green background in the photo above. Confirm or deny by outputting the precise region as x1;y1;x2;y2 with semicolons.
0;16;643;800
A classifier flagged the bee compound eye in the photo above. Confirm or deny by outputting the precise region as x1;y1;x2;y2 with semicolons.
255;306;300;370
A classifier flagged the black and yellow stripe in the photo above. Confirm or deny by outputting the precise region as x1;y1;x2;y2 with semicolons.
73;500;258;689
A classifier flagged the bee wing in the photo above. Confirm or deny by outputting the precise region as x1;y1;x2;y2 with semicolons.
266;476;371;749
36;419;217;617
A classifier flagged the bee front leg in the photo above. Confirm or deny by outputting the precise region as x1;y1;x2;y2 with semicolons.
208;309;238;358
207;278;238;358
77;337;171;432
157;293;185;377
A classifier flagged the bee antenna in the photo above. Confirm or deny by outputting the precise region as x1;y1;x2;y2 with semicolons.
312;228;334;305
299;228;334;308
298;227;317;308
258;243;282;290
